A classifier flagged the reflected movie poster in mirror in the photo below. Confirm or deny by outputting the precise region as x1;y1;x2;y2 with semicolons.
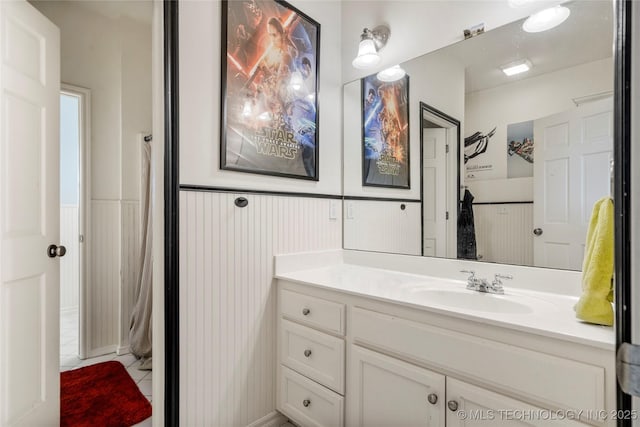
221;0;320;180
361;74;410;188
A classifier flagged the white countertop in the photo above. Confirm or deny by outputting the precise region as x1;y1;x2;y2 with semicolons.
275;262;615;351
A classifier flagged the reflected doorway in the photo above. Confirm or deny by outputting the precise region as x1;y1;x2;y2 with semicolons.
420;103;460;258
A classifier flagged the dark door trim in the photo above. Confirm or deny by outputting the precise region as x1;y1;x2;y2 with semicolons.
164;1;180;425
614;0;632;424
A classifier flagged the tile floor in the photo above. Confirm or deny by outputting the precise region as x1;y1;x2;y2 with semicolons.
60;309;152;426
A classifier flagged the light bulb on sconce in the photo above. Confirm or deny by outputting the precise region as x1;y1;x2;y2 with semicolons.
523;5;570;33
352;25;390;69
377;65;406;82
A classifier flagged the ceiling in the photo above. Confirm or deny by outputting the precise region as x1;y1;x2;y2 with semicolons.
73;0;152;25
442;0;613;94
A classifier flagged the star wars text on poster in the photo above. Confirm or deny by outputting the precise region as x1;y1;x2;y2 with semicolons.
254;126;298;159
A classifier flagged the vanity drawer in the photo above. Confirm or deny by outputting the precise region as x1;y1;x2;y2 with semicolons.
279;365;344;427
351;307;605;413
280;319;345;394
280;289;345;335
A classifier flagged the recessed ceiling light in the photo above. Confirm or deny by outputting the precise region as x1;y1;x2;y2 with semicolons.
501;59;532;76
523;5;570;33
376;65;406;82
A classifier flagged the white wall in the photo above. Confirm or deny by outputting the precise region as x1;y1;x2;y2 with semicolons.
32;1;152;355
179;0;343;424
465;57;613;203
474;203;533;266
341;0;557;83
344;200;421;255
60;206;80;311
179;191;342;426
180;0;342;195
343;51;465;198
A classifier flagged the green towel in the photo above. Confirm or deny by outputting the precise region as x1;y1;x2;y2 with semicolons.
574;197;614;326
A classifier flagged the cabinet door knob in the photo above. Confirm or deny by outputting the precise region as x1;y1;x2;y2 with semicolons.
427;393;438;405
533;227;543;236
302;308;310;316
304;349;312;358
302;399;311;408
447;400;459;411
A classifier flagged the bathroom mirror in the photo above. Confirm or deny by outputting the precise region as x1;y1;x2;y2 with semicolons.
342;0;614;271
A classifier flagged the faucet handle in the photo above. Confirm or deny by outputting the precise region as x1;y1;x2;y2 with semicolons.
493;273;512;286
460;270;476;280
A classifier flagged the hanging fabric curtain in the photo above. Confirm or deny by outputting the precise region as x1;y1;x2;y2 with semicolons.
130;137;153;369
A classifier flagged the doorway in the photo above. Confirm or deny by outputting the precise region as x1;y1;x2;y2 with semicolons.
420;102;460;259
59;85;90;367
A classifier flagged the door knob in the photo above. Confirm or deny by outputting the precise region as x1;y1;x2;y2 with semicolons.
447;400;459;411
47;244;66;258
533;228;543;236
302;399;311;407
427;393;438;405
304;349;312;358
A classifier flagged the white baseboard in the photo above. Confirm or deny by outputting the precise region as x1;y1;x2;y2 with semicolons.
87;344;117;359
116;345;130;356
246;411;288;427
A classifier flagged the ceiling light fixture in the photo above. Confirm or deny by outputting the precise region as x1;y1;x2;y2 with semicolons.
501;59;532;76
376;65;406;82
352;25;390;69
523;5;570;33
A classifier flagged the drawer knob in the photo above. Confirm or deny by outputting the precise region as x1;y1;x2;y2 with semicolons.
304;349;312;358
447;400;458;412
427;393;438;405
302;399;311;408
302;308;310;316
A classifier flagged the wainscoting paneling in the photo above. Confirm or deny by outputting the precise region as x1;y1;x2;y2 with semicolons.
179;191;342;426
473;203;533;266
88;200;121;355
344;200;421;256
120;201;140;352
60;205;79;311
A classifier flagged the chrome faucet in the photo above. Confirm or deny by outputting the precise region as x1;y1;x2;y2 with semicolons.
460;270;511;294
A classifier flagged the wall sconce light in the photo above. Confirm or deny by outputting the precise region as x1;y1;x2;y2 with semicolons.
352;25;390;69
522;5;570;33
377;65;406;82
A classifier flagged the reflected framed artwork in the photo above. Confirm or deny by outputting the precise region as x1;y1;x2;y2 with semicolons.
221;0;320;180
361;74;410;188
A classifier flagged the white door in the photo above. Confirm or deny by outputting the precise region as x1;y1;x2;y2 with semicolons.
533;98;613;270
0;1;60;425
423;127;447;257
347;345;445;427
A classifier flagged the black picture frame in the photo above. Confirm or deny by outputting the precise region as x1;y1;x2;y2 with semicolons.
361;73;410;189
220;0;320;181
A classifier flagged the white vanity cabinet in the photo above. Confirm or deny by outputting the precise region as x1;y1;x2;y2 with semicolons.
277;289;346;427
349;345;446;426
276;279;614;427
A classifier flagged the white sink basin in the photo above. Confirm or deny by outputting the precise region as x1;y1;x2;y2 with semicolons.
412;289;535;314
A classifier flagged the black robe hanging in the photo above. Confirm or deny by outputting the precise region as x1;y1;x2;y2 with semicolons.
457;189;477;260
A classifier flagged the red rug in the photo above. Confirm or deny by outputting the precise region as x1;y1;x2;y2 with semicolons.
61;361;152;427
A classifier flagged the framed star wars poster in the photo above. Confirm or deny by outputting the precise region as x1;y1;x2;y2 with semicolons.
221;0;320;180
361;73;410;188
